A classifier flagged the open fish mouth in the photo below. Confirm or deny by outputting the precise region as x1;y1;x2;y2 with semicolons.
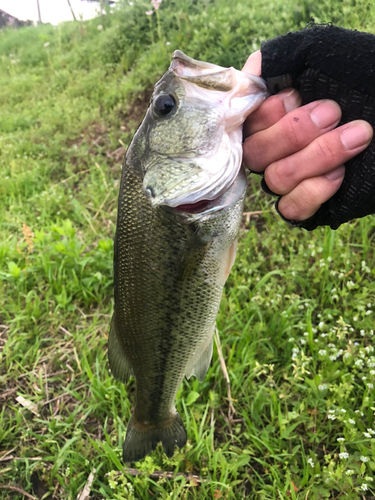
166;167;247;217
174;197;221;214
142;51;268;212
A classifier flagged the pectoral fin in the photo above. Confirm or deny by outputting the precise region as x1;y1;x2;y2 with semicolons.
185;336;213;383
176;225;212;281
224;238;238;281
108;315;134;383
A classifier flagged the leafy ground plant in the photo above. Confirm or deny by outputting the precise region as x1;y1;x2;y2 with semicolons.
1;0;375;498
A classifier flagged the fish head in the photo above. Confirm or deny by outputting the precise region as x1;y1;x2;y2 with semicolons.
133;50;268;215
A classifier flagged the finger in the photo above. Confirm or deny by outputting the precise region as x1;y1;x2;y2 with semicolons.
264;120;373;195
243;89;302;137
244;99;342;172
277;166;345;221
242;50;262;76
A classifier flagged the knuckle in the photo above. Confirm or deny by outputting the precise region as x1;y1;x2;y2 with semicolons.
264;159;292;195
243;135;265;171
279;197;301;221
280;181;320;221
313;139;338;166
281;115;308;151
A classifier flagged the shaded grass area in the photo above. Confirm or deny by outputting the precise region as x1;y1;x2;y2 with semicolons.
1;0;375;498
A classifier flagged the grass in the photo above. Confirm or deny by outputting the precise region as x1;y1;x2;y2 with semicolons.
1;0;375;498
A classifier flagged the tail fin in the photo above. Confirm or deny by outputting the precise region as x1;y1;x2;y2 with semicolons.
123;412;187;462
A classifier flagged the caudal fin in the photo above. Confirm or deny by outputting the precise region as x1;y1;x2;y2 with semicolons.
123;412;187;462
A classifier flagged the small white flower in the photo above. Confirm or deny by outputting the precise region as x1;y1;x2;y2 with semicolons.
360;456;369;462
364;432;372;438
339;452;349;459
320;333;328;338
319;349;327;356
288;337;295;342
44;42;50;47
307;457;315;467
328;414;336;420
346;469;354;475
165;41;171;46
109;478;118;489
341;409;347;413
304;332;309;336
129;1;134;4
361;484;368;491
368;383;374;389
348;418;355;424
318;384;328;391
97;24;103;30
368;429;375;435
353;316;358;321
319;321;325;328
337;437;345;442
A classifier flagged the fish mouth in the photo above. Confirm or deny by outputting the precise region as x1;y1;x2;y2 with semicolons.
174;197;221;214
171;51;230;84
165;167;247;217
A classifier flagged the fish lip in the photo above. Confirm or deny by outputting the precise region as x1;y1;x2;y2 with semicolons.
171;50;226;74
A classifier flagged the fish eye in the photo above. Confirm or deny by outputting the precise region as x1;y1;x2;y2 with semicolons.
153;94;176;118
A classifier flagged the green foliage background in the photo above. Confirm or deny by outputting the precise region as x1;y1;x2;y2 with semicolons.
1;0;375;498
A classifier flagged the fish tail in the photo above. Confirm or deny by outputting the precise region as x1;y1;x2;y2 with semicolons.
123;412;187;462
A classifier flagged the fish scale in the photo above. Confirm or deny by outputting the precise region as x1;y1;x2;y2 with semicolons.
109;51;268;462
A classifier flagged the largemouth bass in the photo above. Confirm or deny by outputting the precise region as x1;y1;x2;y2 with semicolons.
109;51;268;462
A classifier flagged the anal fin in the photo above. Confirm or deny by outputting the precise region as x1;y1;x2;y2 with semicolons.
108;315;134;383
185;336;213;383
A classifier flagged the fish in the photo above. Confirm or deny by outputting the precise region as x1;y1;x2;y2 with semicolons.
109;50;268;462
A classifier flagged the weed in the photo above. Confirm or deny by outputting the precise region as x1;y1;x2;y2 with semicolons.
1;0;375;499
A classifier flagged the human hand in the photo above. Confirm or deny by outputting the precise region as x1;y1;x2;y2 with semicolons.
242;50;373;222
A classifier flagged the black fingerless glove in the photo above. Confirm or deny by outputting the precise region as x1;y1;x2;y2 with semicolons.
260;25;375;230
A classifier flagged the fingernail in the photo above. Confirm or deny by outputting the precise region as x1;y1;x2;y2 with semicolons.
325;165;345;181
283;89;302;113
310;100;341;129
340;122;373;150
